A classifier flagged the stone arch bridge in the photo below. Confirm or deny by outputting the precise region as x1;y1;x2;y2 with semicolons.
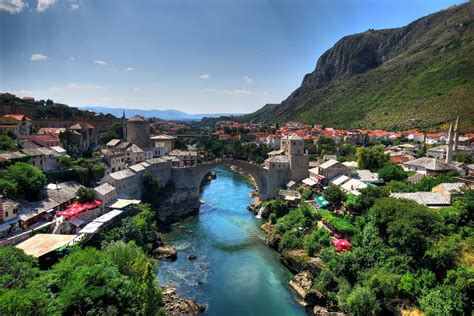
159;159;290;220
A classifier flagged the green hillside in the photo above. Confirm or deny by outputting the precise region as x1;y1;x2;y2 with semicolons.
244;3;474;131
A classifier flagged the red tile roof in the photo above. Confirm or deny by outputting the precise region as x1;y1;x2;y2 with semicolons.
2;114;32;121
70;122;95;130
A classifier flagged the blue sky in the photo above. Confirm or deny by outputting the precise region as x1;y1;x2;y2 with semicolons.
0;0;467;114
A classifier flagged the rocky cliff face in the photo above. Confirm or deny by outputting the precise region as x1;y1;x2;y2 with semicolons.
244;3;474;130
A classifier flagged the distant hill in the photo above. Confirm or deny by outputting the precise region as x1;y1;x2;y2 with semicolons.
80;106;244;121
244;3;474;131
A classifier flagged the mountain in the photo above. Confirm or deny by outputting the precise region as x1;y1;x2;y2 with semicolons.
244;3;474;131
79;106;243;121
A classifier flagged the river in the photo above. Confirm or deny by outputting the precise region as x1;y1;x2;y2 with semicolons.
157;166;305;315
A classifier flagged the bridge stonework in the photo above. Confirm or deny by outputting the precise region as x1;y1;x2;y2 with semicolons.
158;160;290;220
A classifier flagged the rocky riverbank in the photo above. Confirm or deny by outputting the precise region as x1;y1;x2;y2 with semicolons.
162;286;206;315
259;221;345;315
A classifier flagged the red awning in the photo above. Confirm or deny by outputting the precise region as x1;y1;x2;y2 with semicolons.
57;200;102;219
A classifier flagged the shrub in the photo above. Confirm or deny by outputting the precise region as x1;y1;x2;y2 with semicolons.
318;209;357;236
305;228;331;256
280;230;304;251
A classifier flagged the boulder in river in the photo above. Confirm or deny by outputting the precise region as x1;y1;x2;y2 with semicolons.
153;245;177;260
162;286;205;314
187;254;198;260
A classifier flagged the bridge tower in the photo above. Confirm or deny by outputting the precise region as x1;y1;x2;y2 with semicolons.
286;134;309;181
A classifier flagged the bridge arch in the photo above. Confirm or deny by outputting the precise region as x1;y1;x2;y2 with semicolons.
195;159;267;199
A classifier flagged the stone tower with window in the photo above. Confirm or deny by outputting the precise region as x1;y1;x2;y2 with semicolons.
286;134;309;181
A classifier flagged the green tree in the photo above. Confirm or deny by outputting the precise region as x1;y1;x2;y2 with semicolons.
369;198;441;259
0;178;18;198
77;186;95;203
378;163;407;182
356;146;389;171
140;262;163;316
346;286;380;316
1;162;47;200
305;228;331;256
324;184;347;207
142;172;161;210
0;134;16;150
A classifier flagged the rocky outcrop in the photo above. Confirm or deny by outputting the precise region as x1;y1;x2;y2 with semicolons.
289;271;314;299
162;286;205;315
313;306;347;316
153;245;177;260
280;250;325;276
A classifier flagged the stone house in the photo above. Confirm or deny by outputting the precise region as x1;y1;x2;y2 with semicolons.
169;149;198;167
0;197;20;238
94;183;117;207
150;134;176;153
103;169;140;199
22;147;62;172
0;114;32;137
69;122;98;151
402;157;455;176
317;159;352;182
427;145;472;160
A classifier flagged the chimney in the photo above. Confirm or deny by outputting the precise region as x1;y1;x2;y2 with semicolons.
446;123;453;164
454;115;460;151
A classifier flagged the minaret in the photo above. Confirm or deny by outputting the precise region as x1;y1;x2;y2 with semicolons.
446;123;453;164
453;116;459;151
121;110;127;140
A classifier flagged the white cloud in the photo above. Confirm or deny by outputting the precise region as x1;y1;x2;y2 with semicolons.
31;54;47;61
243;76;253;84
127;67;133;71
71;3;79;10
202;88;266;97
48;82;106;92
95;60;107;65
66;82;105;90
226;89;254;96
132;87;142;92
0;0;27;14
70;57;74;62
200;74;210;79
37;0;56;12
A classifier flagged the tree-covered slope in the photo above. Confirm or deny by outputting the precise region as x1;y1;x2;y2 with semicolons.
244;3;474;131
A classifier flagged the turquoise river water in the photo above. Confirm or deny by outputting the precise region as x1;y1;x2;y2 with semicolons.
157;166;305;315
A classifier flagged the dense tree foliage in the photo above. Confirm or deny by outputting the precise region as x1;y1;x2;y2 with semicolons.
324;184;347;207
0;242;164;316
0;162;47;200
96;204;159;252
378;163;407;182
77;186;95;203
57;157;106;186
142;173;161;210
356;146;389;171
100;123;124;144
270;185;473;315
0;134;16;150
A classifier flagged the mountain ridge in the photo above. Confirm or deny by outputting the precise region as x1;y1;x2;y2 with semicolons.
79;106;243;121
244;2;474;131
